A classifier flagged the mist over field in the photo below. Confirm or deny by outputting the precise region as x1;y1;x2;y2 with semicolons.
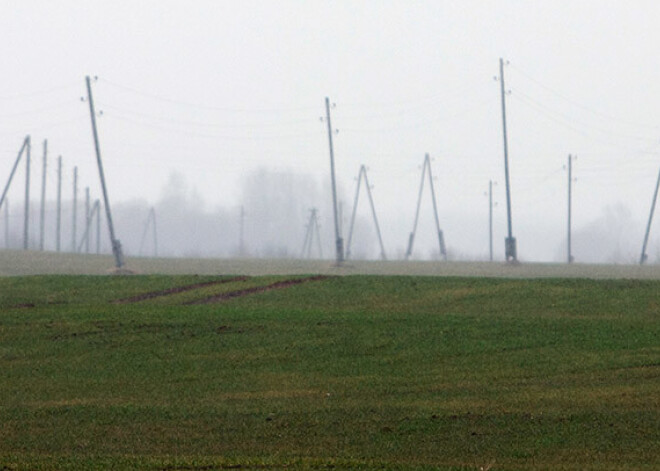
3;166;657;264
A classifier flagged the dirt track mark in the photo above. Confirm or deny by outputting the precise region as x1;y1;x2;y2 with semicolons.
183;275;329;305
113;276;248;304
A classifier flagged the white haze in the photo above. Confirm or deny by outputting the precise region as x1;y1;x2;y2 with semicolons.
1;1;660;264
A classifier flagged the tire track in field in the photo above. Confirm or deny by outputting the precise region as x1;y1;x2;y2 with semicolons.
183;275;329;305
113;276;248;304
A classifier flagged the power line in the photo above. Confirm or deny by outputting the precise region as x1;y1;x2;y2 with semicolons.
0;99;81;119
96;102;317;129
102;111;320;141
0;83;79;101
339;98;492;134
509;63;660;130
511;88;657;143
97;77;318;113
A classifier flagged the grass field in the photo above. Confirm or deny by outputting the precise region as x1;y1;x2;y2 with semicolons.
3;249;660;279
0;274;658;470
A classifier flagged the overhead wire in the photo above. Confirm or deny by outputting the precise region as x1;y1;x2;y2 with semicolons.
509;91;660;158
0;82;79;101
0;98;82;119
95;101;318;129
510;88;657;144
102;111;321;141
339;97;493;134
97;78;319;113
509;64;660;130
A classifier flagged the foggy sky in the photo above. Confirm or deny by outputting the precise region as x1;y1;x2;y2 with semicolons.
1;1;660;263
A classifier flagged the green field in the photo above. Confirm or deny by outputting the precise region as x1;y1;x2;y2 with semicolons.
0;274;659;470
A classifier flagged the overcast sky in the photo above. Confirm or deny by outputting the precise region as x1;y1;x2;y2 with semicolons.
2;1;660;262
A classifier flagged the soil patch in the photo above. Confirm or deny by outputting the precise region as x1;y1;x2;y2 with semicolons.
113;276;248;304
184;275;328;305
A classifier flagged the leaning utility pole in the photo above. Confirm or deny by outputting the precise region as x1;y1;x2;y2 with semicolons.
0;137;29;214
488;180;494;262
39;140;47;251
0;137;31;249
325;97;343;265
405;154;447;261
56;156;62;252
72;166;77;252
138;207;157;257
345;165;387;260
77;199;101;254
23;136;31;250
499;58;517;262
95;199;101;254
85;187;90;253
640;164;660;265
239;206;245;257
4;199;8;248
301;208;323;259
86;75;124;269
567;154;574;264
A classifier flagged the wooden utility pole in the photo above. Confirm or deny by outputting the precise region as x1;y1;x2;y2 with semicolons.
138;207;157;257
4;199;8;248
499;58;517;262
405;154;447;261
56;156;62;252
301;208;323;259
95;200;101;254
39;140;47;251
489;180;494;262
85;187;90;253
86;76;124;269
0;137;29;217
23;136;31;250
640;165;660;264
325;97;343;265
567;155;574;264
77;199;101;254
345;165;386;260
72;166;77;252
239;206;245;257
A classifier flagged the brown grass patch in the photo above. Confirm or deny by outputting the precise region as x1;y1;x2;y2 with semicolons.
184;275;329;305
113;276;248;304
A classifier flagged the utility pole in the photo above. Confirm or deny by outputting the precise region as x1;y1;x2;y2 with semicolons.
0;136;30;219
151;208;157;257
489;180;494;262
405;154;447;261
77;200;101;254
567;154;575;264
23;136;31;250
85;187;90;253
301;208;323;259
4;199;8;248
345;165;386;260
39;140;47;251
56;156;62;252
426;154;445;261
86;75;125;269
338;202;343;242
325;97;343;265
72;166;77;252
239;206;245;257
640;164;660;265
301;209;313;259
95;200;101;254
138;207;157;257
499;58;517;263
